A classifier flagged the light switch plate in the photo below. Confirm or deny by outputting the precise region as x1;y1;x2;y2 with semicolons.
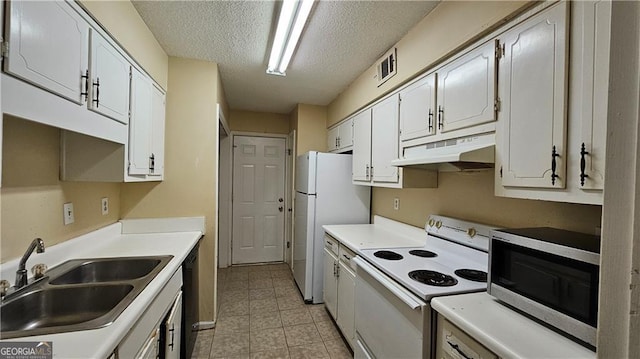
101;197;109;215
63;202;74;225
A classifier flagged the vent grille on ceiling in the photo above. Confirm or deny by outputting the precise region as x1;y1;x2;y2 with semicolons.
376;47;397;87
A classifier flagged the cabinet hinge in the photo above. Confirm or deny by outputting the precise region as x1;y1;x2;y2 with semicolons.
1;41;9;58
495;39;504;60
129;68;132;79
494;98;501;112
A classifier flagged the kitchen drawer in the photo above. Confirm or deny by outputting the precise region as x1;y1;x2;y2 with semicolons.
436;315;497;359
324;235;339;256
339;245;357;271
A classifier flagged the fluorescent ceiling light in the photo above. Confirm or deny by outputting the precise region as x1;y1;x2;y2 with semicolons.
267;0;314;76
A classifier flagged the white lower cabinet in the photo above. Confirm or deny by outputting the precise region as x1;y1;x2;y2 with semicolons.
436;316;497;359
118;268;183;359
322;234;356;348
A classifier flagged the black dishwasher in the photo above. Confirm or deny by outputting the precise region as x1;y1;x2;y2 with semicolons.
181;241;200;359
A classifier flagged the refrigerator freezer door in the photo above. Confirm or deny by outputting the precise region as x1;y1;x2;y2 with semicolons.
293;191;316;301
295;151;317;194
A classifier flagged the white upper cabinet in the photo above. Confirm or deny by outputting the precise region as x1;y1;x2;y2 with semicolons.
497;2;568;189
129;68;153;175
5;1;89;104
399;72;436;141
150;84;166;177
327;126;340;152
577;0;610;191
129;69;166;179
436;41;497;133
327;118;354;153
89;31;131;124
352;109;372;182
371;94;400;183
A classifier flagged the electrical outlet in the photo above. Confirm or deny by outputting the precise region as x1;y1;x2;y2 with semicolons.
393;198;400;210
63;202;75;225
101;197;109;215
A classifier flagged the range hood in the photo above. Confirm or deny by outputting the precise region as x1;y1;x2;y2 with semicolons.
392;133;495;172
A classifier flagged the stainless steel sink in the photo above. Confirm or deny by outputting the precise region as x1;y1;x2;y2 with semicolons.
49;258;163;285
0;255;173;339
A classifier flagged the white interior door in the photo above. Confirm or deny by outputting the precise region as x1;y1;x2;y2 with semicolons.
232;136;286;264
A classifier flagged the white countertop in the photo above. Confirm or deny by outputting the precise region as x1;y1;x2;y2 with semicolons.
431;293;596;359
0;217;204;359
323;216;426;252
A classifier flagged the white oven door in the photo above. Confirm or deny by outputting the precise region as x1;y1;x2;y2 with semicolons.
354;257;427;359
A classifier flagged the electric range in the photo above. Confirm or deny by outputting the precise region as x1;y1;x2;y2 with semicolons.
357;215;492;300
353;215;495;359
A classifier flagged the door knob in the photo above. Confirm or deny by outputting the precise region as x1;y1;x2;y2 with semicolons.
278;198;284;203
279;206;284;212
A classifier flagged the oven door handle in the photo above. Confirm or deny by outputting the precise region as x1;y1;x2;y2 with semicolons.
353;257;423;310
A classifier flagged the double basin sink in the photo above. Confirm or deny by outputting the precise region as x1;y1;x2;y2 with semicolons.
0;255;173;339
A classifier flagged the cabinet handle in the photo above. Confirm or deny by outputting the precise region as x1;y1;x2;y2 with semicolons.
342;254;350;261
428;109;434;132
92;77;100;108
168;324;175;350
149;153;155;173
370;166;373;179
366;165;370;180
551;145;560;185
335;138;338;148
81;70;89;101
336;262;340;278
580;142;589;186
437;106;444;130
332;262;336;276
447;341;472;359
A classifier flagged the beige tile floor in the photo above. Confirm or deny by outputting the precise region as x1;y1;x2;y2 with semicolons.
190;263;353;359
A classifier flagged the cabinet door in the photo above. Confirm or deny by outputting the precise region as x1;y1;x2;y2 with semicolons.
498;3;568;188
436;41;496;133
150;85;166;177
164;292;183;359
327;126;339;152
578;0;610;191
5;1;89;104
337;261;355;348
129;68;153;175
399;72;436;141
136;328;159;359
352;109;372;182
338;118;354;149
323;247;338;318
89;31;131;124
371;94;399;183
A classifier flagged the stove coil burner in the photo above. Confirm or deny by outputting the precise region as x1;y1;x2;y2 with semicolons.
454;269;488;283
373;250;403;260
409;270;458;287
409;250;437;258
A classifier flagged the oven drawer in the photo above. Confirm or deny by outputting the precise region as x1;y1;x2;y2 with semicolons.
354;257;427;359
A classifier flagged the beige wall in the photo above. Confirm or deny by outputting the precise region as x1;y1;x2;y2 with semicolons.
120;57;220;321
1;116;120;262
229;111;290;134
374;171;602;233
80;0;169;90
293;104;328;154
327;1;529;126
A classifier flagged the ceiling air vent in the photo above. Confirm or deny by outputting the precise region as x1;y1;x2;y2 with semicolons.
376;47;397;87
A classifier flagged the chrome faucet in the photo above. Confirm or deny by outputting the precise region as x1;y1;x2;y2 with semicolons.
15;238;45;288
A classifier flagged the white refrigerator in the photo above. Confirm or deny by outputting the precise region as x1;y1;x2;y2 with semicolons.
293;151;370;303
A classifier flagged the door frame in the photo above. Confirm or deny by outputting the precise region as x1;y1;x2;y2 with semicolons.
220;132;289;266
285;130;297;269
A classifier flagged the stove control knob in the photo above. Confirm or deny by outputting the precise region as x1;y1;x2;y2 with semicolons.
435;220;442;229
428;219;435;227
467;228;477;238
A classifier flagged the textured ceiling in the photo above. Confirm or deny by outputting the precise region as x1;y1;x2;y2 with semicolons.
132;1;439;114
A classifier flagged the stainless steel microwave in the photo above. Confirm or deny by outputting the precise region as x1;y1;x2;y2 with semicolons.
488;227;600;348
